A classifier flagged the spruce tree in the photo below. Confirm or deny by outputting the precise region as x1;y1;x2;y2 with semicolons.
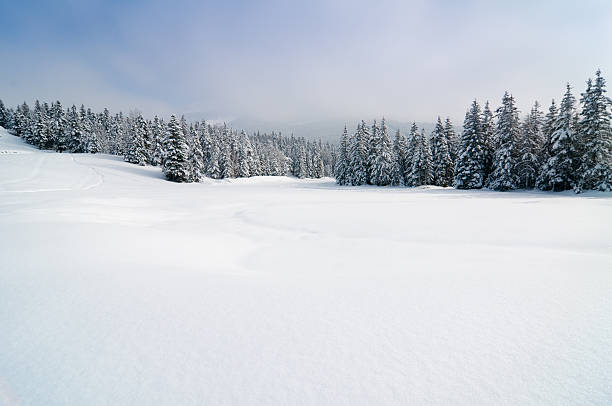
335;126;350;185
481;101;495;181
540;99;558;166
151;116;165;166
537;84;578;191
444;118;458;163
517;101;544;189
162;115;191;182
454;100;485;189
392;129;408;186
487;92;521;191
430;117;453;186
190;130;205;182
369;118;394;186
575;70;612;192
407;128;433;186
67;105;85;152
0;99;8;128
349;122;369;185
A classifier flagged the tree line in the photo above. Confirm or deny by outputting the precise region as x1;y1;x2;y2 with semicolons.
335;70;612;193
0;101;335;182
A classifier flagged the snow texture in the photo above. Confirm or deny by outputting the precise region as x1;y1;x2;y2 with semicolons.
1;127;612;405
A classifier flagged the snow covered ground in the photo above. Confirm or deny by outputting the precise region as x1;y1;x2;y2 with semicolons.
1;126;611;406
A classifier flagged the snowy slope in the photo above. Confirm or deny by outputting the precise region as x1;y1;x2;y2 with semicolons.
1;127;611;405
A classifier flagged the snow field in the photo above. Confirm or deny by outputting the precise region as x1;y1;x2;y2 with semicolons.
1;128;612;405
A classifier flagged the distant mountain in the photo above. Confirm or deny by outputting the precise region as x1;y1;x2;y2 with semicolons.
181;113;458;144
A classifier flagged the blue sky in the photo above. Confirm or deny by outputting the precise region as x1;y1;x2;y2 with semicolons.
1;0;611;122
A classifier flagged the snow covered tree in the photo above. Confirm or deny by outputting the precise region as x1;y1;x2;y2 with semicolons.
392;129;408;186
150;116;165;166
444;118;458;163
540;99;558;166
335;126;351;185
430;117;453;186
125;114;151;165
516;101;544;189
162;115;191;182
575;70;612;191
236;130;254;178
369;118;394;186
487;92;521;191
481;101;495;181
0;99;8;128
407;128;433;186
67;105;85;152
349;122;369;185
189;128;205;182
537;84;578;191
206;143;222;179
454;100;485;189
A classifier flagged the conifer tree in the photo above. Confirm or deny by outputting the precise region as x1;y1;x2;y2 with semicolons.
369;118;394;186
444;118;458;162
430;117;453;186
454;100;485;189
125;114;151;165
162;115;190;182
537;84;578;191
407;128;433;186
392;129;408;186
151;116;165;166
576;70;612;192
517;101;544;189
349;122;369;185
67;105;85;152
0;99;8;128
481;101;495;181
335;126;350;185
540;99;558;166
189;128;205;182
487;92;521;191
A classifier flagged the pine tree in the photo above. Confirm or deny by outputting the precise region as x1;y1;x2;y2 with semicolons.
481;101;495;181
236;130;253;178
335;125;350;185
67;105;85;152
392;129;408;186
349;122;369;185
487;92;521;191
33;110;50;149
407;128;433;186
367;120;380;184
576;70;612;192
369;118;394;186
189;127;205;182
151;116;165;166
517;101;544;189
537;84;578;191
405;122;419;183
125;114;151;165
162;115;190;182
430;117;453;186
540;99;558;166
0;99;8;128
454;100;485;189
444;118;458;163
206;143;222;179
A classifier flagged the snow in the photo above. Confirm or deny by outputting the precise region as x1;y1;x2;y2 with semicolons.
1;127;612;405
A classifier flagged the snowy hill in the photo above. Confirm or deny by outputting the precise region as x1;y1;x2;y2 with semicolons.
1;127;612;405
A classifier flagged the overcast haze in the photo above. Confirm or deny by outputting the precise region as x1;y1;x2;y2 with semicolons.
1;0;611;123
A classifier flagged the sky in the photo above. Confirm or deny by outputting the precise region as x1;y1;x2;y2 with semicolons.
1;0;611;124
